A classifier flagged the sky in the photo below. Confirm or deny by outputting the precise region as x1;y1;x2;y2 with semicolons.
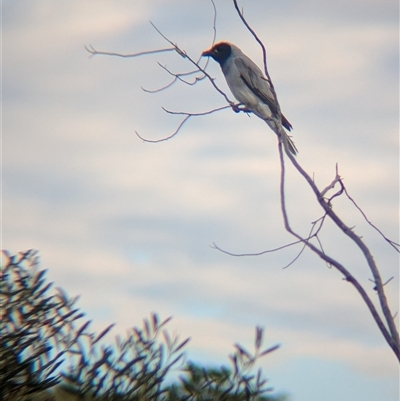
2;0;399;400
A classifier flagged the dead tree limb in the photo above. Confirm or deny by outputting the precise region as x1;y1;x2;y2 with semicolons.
232;0;399;361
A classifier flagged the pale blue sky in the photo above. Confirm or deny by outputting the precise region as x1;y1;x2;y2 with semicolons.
3;1;399;400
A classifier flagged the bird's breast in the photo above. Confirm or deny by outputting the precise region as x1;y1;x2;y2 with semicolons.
229;81;261;109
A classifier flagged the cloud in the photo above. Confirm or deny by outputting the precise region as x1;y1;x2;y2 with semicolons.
3;1;398;400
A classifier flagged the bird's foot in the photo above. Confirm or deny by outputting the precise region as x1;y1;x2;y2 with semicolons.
231;103;251;114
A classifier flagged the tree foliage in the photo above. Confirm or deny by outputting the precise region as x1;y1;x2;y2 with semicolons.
1;250;285;401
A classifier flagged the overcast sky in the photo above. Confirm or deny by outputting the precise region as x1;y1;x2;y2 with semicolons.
3;1;399;400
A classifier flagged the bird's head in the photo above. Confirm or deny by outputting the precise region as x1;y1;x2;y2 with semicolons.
202;42;232;67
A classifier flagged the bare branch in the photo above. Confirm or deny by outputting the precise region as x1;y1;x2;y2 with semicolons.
232;0;274;91
84;44;176;59
142;0;217;94
212;213;327;269
141;78;178;94
211;239;304;257
282;214;328;269
141;63;207;93
234;0;400;351
320;163;342;197
156;61;206;84
147;21;238;107
149;21;188;58
278;137;400;360
369;276;395;291
134;106;231;143
342;184;400;252
135;115;190;143
326;178;345;205
162;105;232;117
87;17;238;142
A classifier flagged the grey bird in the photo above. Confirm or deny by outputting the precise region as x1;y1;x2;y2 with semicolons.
202;42;297;155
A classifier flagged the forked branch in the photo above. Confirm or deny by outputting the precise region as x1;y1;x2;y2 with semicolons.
232;0;399;360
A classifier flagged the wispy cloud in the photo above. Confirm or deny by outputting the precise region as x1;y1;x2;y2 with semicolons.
3;1;398;400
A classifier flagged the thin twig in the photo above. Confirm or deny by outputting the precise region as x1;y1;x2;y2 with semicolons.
135;115;190;143
369;277;394;291
85;44;176;59
87;22;235;142
211;239;304;257
142;66;207;93
282;214;328;269
162;105;232;116
135;106;231;143
326;178;345;204
149;21;235;106
212;208;329;270
232;1;274;91
210;0;217;46
320;163;342;197
142;0;217;94
343;185;400;252
141;79;178;94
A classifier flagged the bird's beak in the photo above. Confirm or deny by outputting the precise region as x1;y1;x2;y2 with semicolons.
201;49;213;57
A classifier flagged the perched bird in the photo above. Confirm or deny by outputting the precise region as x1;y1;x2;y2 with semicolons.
202;42;297;155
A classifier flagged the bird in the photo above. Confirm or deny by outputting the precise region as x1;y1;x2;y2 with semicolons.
202;41;297;155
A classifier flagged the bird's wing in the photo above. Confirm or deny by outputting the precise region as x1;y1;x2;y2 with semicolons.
234;57;278;115
234;57;293;131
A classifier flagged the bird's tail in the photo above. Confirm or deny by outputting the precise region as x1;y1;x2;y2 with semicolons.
282;131;298;156
263;119;298;156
